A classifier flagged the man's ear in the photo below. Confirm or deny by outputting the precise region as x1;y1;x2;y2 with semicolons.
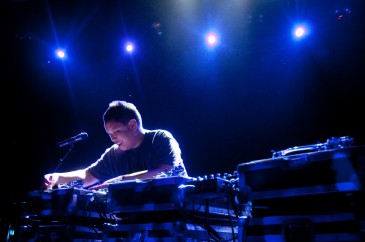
128;119;137;130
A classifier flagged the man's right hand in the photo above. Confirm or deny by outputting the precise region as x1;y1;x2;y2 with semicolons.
42;173;59;190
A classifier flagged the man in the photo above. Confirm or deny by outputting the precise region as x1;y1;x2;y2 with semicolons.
43;100;188;190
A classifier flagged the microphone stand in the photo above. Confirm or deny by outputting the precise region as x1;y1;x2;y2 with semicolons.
53;144;74;173
52;144;84;189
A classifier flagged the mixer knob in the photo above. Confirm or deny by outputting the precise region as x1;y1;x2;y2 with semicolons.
223;173;228;179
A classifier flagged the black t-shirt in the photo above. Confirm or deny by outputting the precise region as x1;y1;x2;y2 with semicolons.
86;129;186;183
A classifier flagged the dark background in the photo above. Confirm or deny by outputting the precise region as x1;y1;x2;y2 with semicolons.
4;0;365;205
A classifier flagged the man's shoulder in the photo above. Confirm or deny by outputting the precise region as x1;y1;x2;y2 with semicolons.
145;129;173;139
103;144;120;155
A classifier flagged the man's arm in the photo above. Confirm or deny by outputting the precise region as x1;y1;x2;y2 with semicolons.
43;169;99;189
88;164;172;190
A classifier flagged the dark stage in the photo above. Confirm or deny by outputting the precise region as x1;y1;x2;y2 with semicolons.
3;0;365;241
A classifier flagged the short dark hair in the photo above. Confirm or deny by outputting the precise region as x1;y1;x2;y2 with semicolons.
103;100;142;127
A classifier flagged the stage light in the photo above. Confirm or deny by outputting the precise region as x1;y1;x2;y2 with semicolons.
55;49;67;60
292;24;310;41
205;32;219;48
126;43;133;52
207;34;217;45
294;27;305;38
124;42;135;54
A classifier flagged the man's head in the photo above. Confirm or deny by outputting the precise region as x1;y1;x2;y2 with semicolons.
103;100;144;150
103;100;142;127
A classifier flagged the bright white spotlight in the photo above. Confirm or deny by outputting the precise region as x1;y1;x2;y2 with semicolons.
206;32;219;47
295;27;305;37
125;42;135;53
126;44;133;52
292;24;310;41
55;49;67;60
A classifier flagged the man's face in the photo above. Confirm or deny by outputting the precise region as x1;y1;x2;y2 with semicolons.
104;120;136;151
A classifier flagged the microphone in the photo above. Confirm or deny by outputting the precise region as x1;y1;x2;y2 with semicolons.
57;132;88;148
